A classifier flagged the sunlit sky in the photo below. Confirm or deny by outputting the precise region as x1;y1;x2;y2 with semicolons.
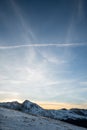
0;0;87;109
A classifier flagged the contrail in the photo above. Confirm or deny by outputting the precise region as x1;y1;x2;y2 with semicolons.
0;43;87;50
10;0;36;42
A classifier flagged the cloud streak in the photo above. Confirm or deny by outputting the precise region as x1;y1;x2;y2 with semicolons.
78;0;84;18
9;0;36;42
0;43;87;50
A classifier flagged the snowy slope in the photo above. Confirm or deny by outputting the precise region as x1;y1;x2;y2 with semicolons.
0;107;87;130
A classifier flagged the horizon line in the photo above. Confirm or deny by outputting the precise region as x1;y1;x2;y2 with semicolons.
0;99;87;110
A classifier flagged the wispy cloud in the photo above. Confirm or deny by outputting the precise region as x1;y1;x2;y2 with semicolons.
65;0;84;43
9;0;36;42
0;43;87;50
0;40;87;105
0;91;21;102
78;0;84;19
80;81;87;86
0;91;19;95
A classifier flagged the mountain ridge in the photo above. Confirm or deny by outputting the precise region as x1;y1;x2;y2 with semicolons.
1;107;87;130
0;100;87;128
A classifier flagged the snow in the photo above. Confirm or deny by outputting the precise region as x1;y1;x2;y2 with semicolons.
22;100;45;114
0;107;87;130
0;100;87;128
48;109;87;120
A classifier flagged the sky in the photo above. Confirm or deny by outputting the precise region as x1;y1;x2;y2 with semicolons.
0;0;87;109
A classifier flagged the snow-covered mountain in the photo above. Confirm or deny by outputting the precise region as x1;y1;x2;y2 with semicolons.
22;100;46;115
0;107;87;130
0;100;87;128
0;101;21;110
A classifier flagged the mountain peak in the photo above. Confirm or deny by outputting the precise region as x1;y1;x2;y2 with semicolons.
23;100;31;104
22;100;43;111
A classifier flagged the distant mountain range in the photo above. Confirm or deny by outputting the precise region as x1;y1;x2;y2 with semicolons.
0;100;87;128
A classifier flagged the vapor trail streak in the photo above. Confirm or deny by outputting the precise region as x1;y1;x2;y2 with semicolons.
0;43;87;50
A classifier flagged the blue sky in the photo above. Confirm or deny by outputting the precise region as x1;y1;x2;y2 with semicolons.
0;0;87;109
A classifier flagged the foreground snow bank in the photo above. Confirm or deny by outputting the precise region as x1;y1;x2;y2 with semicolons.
0;107;86;130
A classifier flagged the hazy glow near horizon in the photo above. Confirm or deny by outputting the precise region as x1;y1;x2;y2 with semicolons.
0;0;87;109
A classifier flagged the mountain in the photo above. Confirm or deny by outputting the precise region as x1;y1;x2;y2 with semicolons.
0;101;21;110
0;107;87;130
0;100;87;128
22;100;46;115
